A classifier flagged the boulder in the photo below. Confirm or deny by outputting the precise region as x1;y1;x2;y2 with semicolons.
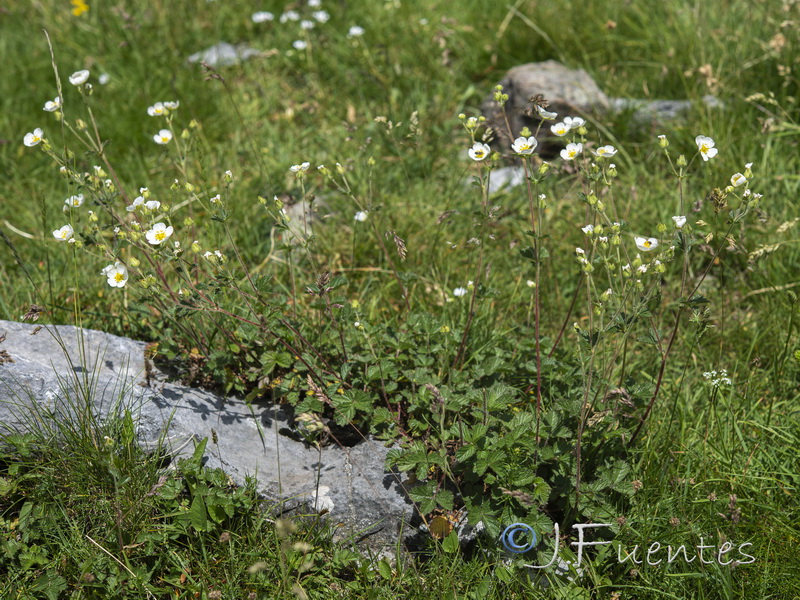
480;60;610;151
0;320;416;552
480;60;722;159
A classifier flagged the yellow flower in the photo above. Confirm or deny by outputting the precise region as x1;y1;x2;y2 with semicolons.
71;0;89;16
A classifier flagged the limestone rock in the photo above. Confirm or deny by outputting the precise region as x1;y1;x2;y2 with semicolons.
188;42;261;67
481;60;610;150
0;320;416;552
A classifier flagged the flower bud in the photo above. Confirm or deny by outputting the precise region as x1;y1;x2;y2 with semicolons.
677;154;687;167
129;257;141;267
657;134;669;148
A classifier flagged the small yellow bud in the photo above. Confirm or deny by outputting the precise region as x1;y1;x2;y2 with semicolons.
183;217;194;226
677;154;687;167
658;134;669;148
129;257;140;267
657;223;667;234
184;182;194;192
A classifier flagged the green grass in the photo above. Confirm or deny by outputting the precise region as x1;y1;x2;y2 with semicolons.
1;0;800;597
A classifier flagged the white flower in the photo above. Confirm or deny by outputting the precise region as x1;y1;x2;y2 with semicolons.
252;11;274;23
634;236;659;252
280;10;300;22
53;224;74;241
672;215;687;228
147;102;167;116
223;169;233;181
550;122;570;136
526;280;535;288
292;40;308;50
210;194;221;204
468;142;491;161
308;0;322;7
511;136;538;155
290;162;311;173
560;142;583;160
153;129;173;144
144;200;161;211
581;224;594;235
43;96;62;112
453;287;468;297
69;70;90;85
695;135;718;161
637;264;648;274
65;194;84;207
104;261;128;288
622;263;631;272
300;20;315;30
354;211;368;222
730;172;747;187
312;10;330;22
163;101;180;110
347;25;365;37
98;73;110;85
145;222;174;245
591;145;617;158
354;321;361;328
563;116;585;129
126;196;145;212
535;105;557;120
24;128;44;147
575;247;585;255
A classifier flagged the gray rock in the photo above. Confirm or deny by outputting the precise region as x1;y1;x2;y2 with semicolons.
481;60;610;149
0;320;416;551
488;166;526;195
609;95;724;126
480;61;723;158
188;42;261;67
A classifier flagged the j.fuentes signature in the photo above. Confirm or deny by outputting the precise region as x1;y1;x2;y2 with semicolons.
501;523;755;568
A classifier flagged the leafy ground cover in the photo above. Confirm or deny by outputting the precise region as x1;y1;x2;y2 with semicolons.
1;0;799;597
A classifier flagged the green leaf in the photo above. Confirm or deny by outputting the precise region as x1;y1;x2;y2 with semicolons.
378;558;393;579
442;531;460;553
189;494;208;532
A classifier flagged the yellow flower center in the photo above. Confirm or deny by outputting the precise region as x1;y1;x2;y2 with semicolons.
155;231;166;241
568;150;577;158
114;273;124;283
700;144;710;153
643;241;652;248
475;150;484;158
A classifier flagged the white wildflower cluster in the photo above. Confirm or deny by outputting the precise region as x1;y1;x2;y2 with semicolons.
703;369;732;388
147;101;179;117
253;1;337;52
